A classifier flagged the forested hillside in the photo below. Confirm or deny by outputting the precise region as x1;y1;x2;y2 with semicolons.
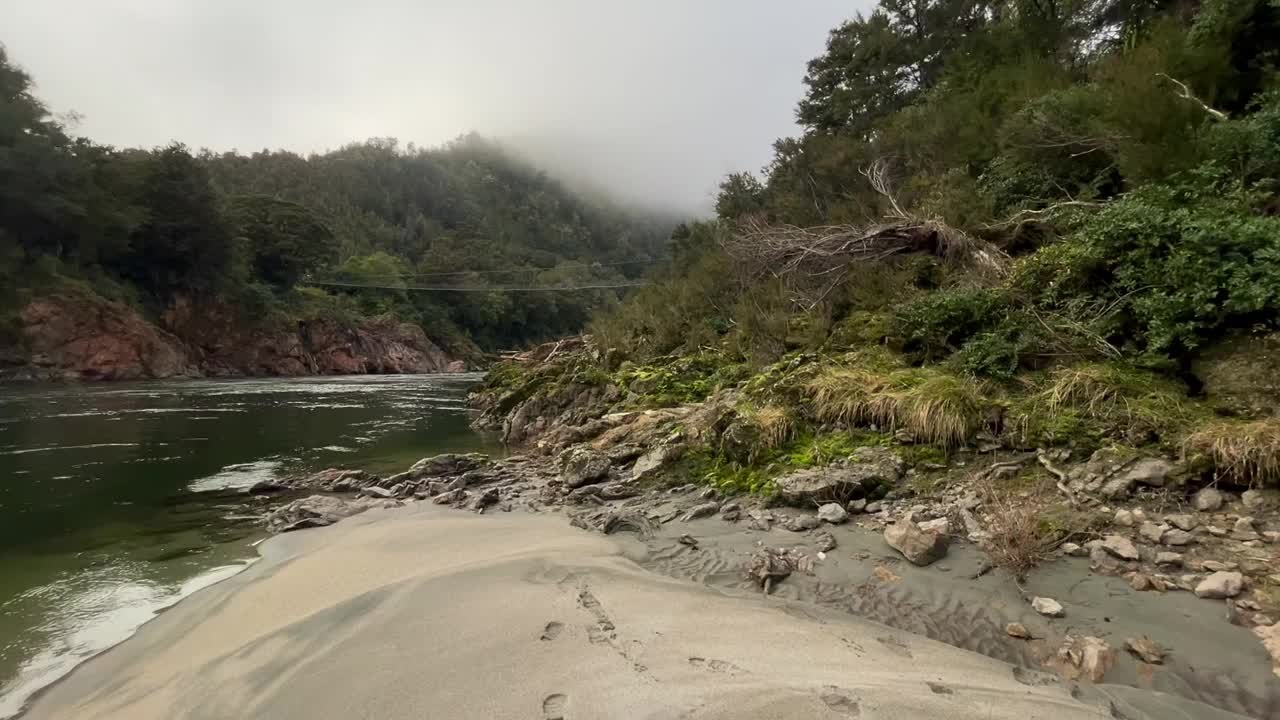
0;44;673;379
486;0;1280;491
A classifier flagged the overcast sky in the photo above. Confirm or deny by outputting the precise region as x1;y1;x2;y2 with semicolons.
1;1;868;213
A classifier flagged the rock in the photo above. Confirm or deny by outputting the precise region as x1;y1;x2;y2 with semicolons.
1255;623;1280;679
815;531;838;553
774;448;904;506
1056;635;1114;683
1206;525;1228;537
1061;542;1087;557
1120;458;1174;488
1201;560;1238;572
1242;489;1270;511
1194;331;1280;417
918;517;950;534
884;519;949;566
360;485;395;499
784;514;822;532
1114;509;1136;527
1235;516;1258;533
864;501;885;514
721;509;741;523
678;534;698;547
1139;522;1168;544
1125;637;1167;664
247;479;289;495
1031;597;1066;618
1155;552;1184;566
1264;531;1280;544
1193;487;1225;512
630;443;685;482
817;503;849;524
1194;571;1245;599
265;495;369;533
1129;573;1167;592
1162;529;1195;546
1166;514;1199;532
847;498;868;513
682;502;721;522
720;501;741;515
699;487;719;500
408;453;489;479
431;489;468;505
559;447;611;488
746;546;809;593
1006;623;1032;639
467;487;500;512
1101;535;1140;561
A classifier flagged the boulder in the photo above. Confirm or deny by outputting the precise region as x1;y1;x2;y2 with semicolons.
360;486;395;499
847;498;868;513
815;531;838;553
681;502;721;522
408;453;490;478
1031;597;1065;618
1155;552;1184;566
1194;571;1245;599
1125;637;1166;665
1193;487;1225;512
1166;514;1198;532
559;447;611;489
774;448;904;506
884;519;949;566
1162;529;1195;546
1118;458;1173;488
1101;535;1140;561
1067;448;1170;499
817;503;850;524
265;495;369;533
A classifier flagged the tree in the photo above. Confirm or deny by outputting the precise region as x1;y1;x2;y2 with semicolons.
227;195;338;288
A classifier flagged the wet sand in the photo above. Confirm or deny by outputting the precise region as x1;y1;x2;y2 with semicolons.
625;511;1280;719
21;503;1262;719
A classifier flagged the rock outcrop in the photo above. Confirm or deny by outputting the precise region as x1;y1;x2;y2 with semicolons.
4;292;464;381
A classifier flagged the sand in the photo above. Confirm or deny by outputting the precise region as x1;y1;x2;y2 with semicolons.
22;503;1257;720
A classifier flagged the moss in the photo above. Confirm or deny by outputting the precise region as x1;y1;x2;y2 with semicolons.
614;351;747;408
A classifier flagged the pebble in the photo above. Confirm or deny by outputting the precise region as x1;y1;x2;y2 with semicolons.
1125;637;1167;664
1162;529;1195;546
1138;522;1167;544
1166;514;1198;532
1032;597;1066;618
1006;623;1032;639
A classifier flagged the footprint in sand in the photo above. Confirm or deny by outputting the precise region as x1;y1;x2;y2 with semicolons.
875;634;913;658
688;657;745;675
540;621;564;641
542;693;568;720
818;686;861;716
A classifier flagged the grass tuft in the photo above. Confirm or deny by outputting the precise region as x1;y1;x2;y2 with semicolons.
1184;419;1280;488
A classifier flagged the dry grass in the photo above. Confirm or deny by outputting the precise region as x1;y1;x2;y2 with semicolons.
1184;419;1280;488
807;366;991;448
753;404;796;450
975;476;1053;582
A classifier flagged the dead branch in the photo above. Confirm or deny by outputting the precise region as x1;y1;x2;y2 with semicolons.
1157;73;1228;121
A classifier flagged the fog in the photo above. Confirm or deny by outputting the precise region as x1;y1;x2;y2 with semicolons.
1;1;868;214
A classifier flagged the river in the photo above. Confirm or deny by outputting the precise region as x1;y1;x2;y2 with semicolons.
0;374;496;718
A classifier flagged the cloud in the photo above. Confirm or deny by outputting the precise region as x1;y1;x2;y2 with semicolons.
1;0;867;213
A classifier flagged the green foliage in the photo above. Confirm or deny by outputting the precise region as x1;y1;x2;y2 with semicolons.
615;352;748;407
892;287;1009;362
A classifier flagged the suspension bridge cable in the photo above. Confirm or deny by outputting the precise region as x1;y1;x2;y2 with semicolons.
302;279;651;292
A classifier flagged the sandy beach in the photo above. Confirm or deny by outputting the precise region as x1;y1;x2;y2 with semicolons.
21;502;1257;720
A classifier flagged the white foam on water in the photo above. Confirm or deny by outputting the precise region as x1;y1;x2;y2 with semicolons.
187;459;282;493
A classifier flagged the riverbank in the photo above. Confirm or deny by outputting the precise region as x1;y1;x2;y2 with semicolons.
20;503;1250;720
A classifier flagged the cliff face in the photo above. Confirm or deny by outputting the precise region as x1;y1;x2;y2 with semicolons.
3;293;464;381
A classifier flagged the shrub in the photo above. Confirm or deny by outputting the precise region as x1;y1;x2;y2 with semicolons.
893;287;1009;362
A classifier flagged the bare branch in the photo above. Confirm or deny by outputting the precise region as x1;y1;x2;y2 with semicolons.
1157;73;1228;121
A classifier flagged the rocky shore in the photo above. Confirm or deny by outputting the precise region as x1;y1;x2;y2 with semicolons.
247;398;1280;718
1;292;466;381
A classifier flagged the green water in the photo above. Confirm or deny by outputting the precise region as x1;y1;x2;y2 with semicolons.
0;374;498;717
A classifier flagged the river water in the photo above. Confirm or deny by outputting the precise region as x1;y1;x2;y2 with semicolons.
0;374;496;718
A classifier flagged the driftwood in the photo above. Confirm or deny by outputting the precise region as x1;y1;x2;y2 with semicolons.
497;335;590;364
